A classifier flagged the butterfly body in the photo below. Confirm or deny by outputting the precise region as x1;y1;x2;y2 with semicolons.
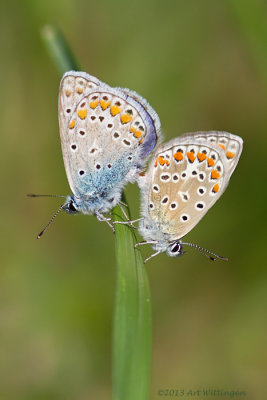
138;131;243;260
59;71;161;218
63;151;134;215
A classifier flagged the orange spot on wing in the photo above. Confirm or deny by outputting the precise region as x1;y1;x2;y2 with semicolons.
197;152;207;162
121;114;133;124
155;156;170;166
100;100;111;110
78;109;87;120
130;126;136;133
211;169;220;179
76;87;83;94
187;151;196;163
65;90;71;97
174;151;183;161
226;151;235;159
134;130;142;138
139;138;143;144
158;156;165;166
110;105;121;116
212;184;219;193
90;100;99;109
218;144;225;150
69;120;75;129
207;158;215;167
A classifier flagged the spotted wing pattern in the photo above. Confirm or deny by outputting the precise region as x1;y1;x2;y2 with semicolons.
182;131;243;177
59;71;100;136
59;71;160;200
141;132;243;241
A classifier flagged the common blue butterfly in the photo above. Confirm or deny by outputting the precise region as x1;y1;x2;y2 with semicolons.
30;71;161;236
136;131;243;262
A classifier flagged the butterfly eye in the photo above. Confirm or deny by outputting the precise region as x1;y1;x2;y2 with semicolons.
167;242;183;257
67;200;78;213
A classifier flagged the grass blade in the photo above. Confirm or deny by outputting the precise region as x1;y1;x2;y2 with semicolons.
41;25;80;73
112;198;152;400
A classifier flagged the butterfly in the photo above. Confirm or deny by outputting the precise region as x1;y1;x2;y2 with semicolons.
29;71;161;237
136;131;243;262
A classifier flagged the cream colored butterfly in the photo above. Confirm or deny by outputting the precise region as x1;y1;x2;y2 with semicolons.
136;131;243;262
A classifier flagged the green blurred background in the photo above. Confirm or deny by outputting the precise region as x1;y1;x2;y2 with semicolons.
1;0;266;399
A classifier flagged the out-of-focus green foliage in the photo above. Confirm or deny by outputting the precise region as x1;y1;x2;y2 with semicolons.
0;0;266;399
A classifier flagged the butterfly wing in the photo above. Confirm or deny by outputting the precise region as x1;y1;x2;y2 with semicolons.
59;71;161;203
59;71;101;134
182;131;243;177
117;87;162;157
139;132;243;242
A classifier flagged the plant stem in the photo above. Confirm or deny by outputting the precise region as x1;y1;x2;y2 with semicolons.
41;25;80;73
112;195;152;400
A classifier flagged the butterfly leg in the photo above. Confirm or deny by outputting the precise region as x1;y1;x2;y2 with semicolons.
95;211;115;233
113;202;143;229
134;241;161;262
144;251;161;263
113;218;143;228
118;199;128;208
117;201;131;221
134;240;158;248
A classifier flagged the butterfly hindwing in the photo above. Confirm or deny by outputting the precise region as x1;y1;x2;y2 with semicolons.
139;132;243;241
182;131;243;177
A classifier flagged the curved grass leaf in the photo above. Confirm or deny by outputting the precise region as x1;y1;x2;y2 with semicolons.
41;25;79;73
112;197;152;400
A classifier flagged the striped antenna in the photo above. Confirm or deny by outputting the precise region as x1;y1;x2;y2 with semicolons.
27;193;66;238
182;242;228;261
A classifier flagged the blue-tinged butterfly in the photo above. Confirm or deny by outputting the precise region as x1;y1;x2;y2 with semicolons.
29;71;161;236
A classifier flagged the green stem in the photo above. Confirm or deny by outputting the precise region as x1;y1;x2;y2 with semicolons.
112;195;152;400
41;25;80;73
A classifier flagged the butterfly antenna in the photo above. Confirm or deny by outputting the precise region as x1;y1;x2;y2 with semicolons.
27;193;66;198
37;204;65;239
182;242;228;261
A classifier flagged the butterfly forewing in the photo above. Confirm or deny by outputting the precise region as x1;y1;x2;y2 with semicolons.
59;71;101;134
146;137;230;239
